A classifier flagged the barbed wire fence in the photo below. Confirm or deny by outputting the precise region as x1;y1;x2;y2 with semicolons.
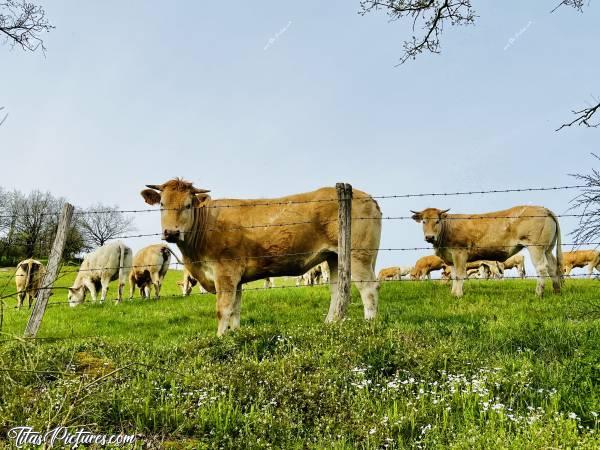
0;183;598;338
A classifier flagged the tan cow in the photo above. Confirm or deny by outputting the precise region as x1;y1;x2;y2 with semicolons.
129;244;173;299
411;206;562;297
14;258;46;308
410;255;445;280
500;254;526;279
377;266;412;281
141;179;381;336
562;250;600;278
177;268;208;295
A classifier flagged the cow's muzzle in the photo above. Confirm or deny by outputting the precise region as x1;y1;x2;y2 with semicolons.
163;229;180;243
425;235;436;244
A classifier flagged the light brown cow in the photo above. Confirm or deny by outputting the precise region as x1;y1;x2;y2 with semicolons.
14;258;46;308
141;179;381;336
500;254;526;279
177;268;208;295
562;250;600;278
410;255;445;280
377;266;412;281
411;206;562;297
129;244;172;299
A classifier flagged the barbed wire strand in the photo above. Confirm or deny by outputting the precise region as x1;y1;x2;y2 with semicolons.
0;184;587;220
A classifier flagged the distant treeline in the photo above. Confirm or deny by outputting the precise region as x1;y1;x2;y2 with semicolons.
0;188;135;267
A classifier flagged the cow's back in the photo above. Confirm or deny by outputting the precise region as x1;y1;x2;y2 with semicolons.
80;242;126;281
199;187;381;280
132;244;170;277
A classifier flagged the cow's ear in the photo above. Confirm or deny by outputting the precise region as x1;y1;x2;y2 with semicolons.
194;193;210;204
141;189;161;205
410;210;422;223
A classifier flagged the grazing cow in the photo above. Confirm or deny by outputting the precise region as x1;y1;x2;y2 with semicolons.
411;206;562;297
14;259;46;308
129;244;173;299
377;266;412;281
68;241;132;306
500;254;526;279
562;250;600;278
141;179;381;336
177;268;208;295
410;255;445;280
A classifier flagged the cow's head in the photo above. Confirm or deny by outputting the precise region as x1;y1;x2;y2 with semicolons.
410;208;450;245
67;286;85;306
141;179;210;243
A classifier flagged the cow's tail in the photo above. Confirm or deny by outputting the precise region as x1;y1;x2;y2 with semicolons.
549;210;563;282
118;244;127;286
164;246;183;265
23;260;35;304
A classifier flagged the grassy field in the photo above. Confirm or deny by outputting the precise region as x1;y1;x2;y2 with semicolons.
0;269;599;449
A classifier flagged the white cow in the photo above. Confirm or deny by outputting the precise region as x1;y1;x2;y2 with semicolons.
68;241;133;306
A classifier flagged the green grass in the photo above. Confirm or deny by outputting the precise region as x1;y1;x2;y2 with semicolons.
0;270;599;448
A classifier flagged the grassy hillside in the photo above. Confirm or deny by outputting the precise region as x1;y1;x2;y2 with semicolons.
0;271;599;448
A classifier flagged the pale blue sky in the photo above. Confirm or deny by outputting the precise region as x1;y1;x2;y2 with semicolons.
1;1;599;274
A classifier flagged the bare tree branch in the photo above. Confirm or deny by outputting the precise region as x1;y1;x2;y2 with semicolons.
360;0;597;130
0;0;54;52
556;98;600;131
359;0;476;66
78;204;136;249
551;0;586;13
569;154;600;246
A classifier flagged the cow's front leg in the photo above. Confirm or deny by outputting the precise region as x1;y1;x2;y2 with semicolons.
84;280;97;302
451;252;467;298
215;274;241;336
100;277;111;302
228;285;242;331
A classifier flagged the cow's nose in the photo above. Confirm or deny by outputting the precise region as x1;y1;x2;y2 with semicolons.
163;229;180;242
425;235;435;244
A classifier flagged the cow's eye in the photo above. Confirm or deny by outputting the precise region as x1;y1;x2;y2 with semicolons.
186;204;192;209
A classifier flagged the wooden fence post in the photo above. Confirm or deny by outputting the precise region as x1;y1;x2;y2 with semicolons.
333;183;352;321
24;203;74;338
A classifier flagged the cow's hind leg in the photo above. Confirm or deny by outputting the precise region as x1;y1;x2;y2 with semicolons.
528;246;550;296
351;259;379;321
546;249;561;294
325;257;339;323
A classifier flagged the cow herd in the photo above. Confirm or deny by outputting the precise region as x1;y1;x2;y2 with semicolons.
11;179;600;336
377;254;526;282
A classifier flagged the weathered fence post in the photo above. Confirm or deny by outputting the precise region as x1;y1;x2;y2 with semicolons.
24;203;74;338
333;183;352;321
